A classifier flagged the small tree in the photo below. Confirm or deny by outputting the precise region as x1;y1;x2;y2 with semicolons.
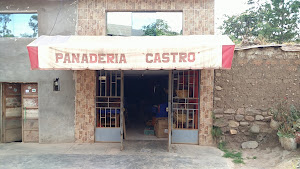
0;14;13;37
259;0;300;43
28;14;38;37
220;0;300;44
220;10;260;44
142;19;179;36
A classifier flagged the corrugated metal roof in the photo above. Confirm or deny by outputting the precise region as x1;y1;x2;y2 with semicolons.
235;44;300;52
281;45;300;51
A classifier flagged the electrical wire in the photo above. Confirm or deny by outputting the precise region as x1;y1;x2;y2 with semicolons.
49;0;63;35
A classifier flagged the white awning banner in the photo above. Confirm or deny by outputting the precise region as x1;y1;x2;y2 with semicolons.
27;35;235;70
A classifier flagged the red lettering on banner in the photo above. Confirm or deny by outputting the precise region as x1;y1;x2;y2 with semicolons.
98;54;105;63
188;52;195;62
89;54;97;63
63;53;71;63
81;54;88;63
170;53;178;63
179;53;187;62
56;53;63;63
146;53;153;63
154;53;161;63
107;54;114;63
115;54;118;63
145;52;196;64
119;54;127;63
72;53;80;63
55;53;127;64
162;53;170;63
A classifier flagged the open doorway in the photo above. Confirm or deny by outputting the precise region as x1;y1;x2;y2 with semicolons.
124;71;169;140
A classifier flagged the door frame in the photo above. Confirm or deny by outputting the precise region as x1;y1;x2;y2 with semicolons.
168;71;172;151
94;70;124;150
1;82;39;143
0;83;2;143
120;70;124;150
169;70;201;145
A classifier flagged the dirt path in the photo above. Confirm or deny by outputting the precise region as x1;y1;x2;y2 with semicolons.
233;147;300;169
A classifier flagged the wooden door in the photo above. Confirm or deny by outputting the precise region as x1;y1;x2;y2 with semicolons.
21;83;39;143
2;83;22;142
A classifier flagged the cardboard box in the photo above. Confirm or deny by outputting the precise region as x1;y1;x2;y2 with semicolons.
155;118;168;138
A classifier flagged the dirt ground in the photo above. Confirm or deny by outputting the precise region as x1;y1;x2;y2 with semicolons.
224;132;300;169
234;147;300;169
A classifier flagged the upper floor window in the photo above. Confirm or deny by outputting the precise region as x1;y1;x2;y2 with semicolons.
0;13;38;38
107;12;182;36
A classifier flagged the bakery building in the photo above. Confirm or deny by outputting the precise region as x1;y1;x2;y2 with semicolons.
0;0;234;150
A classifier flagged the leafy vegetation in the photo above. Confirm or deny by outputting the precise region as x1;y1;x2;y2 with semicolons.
220;0;300;44
0;14;13;37
218;141;245;164
270;101;300;138
142;19;180;36
218;141;226;150
0;14;38;38
212;126;222;141
28;15;38;37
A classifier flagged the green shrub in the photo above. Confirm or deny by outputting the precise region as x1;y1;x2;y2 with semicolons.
223;150;244;164
212;126;223;141
217;141;245;164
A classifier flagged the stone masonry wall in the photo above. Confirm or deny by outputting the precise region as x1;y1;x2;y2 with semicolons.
214;46;300;143
76;0;215;145
74;70;96;143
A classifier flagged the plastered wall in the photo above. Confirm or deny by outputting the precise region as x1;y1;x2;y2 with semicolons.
0;0;77;143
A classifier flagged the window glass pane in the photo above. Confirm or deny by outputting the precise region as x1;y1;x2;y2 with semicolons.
107;12;182;36
107;12;132;36
0;13;38;38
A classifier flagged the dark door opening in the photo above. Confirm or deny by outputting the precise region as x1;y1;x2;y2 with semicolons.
124;71;168;140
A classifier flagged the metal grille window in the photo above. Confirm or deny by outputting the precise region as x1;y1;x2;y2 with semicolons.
172;70;200;129
96;70;121;128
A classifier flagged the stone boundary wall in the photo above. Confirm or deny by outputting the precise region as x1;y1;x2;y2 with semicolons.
76;0;215;145
214;46;300;142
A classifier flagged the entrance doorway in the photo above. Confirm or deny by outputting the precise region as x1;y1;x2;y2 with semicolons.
1;83;39;143
124;71;169;140
95;70;201;150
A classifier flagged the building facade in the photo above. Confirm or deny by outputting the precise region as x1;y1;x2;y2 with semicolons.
0;0;217;146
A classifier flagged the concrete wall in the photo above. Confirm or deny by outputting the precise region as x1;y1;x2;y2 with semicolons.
214;46;300;143
75;0;215;145
0;0;77;143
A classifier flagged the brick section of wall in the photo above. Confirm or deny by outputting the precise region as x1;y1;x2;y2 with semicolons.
74;70;96;143
214;47;300;143
199;70;214;145
76;0;215;145
77;0;214;36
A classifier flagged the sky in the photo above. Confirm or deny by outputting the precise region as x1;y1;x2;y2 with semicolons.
2;0;258;37
215;0;250;34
